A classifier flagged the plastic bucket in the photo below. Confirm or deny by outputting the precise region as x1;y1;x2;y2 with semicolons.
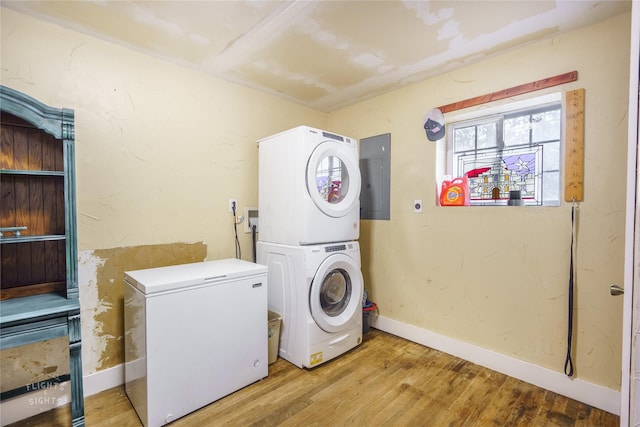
362;302;378;334
268;310;282;364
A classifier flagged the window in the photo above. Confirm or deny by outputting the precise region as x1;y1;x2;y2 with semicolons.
445;93;562;206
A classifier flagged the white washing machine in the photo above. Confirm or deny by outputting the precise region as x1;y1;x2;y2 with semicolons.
257;240;363;368
258;125;361;245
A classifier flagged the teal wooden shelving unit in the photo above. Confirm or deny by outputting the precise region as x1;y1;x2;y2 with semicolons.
0;86;84;426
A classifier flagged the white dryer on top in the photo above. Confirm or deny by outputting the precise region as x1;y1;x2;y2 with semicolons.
258;125;361;246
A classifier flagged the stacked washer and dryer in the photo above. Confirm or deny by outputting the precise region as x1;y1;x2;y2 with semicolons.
257;125;364;369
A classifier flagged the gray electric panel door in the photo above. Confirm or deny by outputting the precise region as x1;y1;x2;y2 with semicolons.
360;133;390;220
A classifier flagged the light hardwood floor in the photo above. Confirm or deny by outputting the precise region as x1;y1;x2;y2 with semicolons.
9;329;619;426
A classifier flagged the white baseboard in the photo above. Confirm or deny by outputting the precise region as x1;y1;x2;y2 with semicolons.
83;363;125;396
371;315;621;416
1;364;124;426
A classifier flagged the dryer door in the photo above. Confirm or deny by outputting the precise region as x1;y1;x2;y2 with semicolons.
309;253;363;333
306;140;361;218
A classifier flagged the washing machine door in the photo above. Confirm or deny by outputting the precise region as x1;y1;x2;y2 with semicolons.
306;140;361;218
309;253;364;333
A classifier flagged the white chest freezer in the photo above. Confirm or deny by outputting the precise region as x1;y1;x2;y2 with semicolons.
124;259;268;427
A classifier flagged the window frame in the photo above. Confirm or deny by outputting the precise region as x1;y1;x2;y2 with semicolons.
441;92;563;207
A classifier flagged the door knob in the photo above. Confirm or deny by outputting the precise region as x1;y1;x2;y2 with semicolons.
610;284;624;296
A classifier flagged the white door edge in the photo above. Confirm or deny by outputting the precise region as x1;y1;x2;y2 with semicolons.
622;2;640;425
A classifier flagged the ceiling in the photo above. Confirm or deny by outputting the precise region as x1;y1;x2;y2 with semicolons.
2;1;631;112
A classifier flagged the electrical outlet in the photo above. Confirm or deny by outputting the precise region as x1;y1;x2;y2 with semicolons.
414;200;423;213
244;207;258;233
229;199;237;213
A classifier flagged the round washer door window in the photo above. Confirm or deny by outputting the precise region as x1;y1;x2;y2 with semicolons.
310;253;363;333
306;140;361;218
320;268;351;316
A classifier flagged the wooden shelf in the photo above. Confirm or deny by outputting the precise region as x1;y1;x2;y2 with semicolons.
0;169;64;176
1;281;66;301
0;234;66;244
0;293;79;326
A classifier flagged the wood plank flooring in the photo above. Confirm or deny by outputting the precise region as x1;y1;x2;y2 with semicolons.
8;329;619;426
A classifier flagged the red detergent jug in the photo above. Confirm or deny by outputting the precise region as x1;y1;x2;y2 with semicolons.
440;176;470;206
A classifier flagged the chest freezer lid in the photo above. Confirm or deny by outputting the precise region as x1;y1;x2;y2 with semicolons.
124;258;267;295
